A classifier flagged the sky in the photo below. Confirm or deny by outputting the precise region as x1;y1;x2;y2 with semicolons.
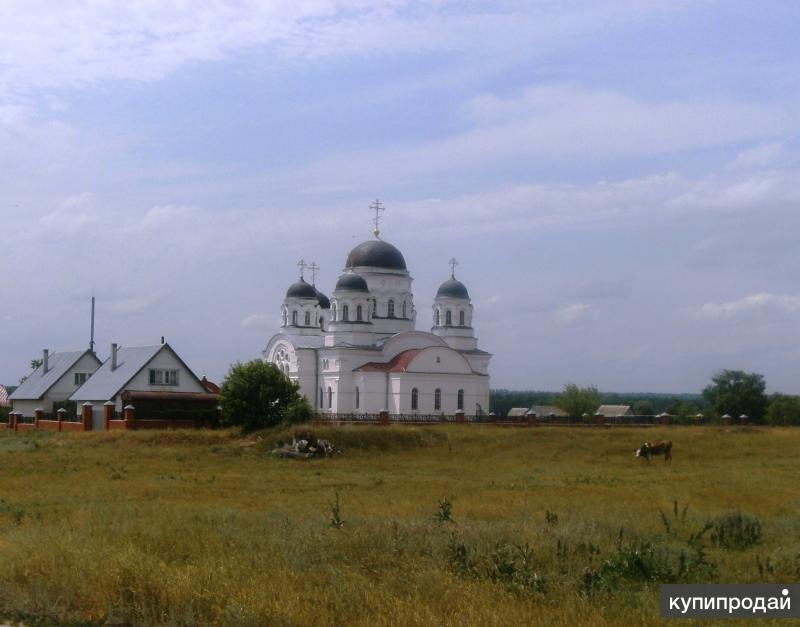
1;1;799;394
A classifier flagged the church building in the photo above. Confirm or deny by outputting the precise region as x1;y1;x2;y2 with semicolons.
264;203;491;416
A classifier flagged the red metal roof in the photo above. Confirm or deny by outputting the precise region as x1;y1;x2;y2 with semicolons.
201;377;221;394
354;349;422;373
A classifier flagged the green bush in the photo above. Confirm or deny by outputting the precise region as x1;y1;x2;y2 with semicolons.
708;511;762;550
219;360;306;432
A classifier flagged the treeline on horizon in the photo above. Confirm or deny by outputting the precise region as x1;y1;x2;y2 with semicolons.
489;389;702;417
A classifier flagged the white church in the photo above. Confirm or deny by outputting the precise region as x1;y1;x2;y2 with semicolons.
264;204;491;416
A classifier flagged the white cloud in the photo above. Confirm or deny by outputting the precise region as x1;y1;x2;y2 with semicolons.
241;314;275;329
0;2;707;98
552;303;592;325
694;293;800;320
730;142;785;169
104;292;163;315
38;192;98;235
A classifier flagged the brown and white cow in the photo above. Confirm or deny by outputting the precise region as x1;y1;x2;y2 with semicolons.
635;440;672;463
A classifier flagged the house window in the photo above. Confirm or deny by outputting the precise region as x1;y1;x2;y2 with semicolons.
292;310;298;325
342;304;349;321
457;389;464;410
356;305;363;321
402;301;407;318
434;309;440;326
388;299;395;318
434;388;441;411
327;386;333;409
304;311;311;326
74;372;89;386
149;369;179;386
445;310;452;326
459;310;465;326
411;387;418;410
355;386;360;409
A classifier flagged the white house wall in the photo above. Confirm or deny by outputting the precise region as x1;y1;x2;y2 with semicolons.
121;348;205;410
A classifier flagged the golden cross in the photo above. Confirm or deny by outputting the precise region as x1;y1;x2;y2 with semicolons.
449;257;458;279
308;261;319;286
297;259;307;280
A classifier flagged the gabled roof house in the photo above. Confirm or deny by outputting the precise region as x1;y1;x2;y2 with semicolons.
9;349;102;417
70;342;210;430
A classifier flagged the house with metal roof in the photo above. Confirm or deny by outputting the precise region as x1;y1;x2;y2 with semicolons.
70;342;210;429
9;349;102;417
0;385;10;407
529;405;569;418
596;404;634;417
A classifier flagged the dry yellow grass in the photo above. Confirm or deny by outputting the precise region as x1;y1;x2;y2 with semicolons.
0;425;797;625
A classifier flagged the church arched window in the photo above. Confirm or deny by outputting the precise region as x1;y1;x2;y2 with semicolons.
282;310;287;325
388;299;395;318
292;310;298;326
459;310;465;326
342;304;349;321
402;301;407;318
332;304;337;321
434;309;440;326
356;305;363;321
304;311;311;326
457;389;464;410
319;388;323;408
434;388;441;411
372;300;377;316
355;386;360;409
445;310;452;326
327;386;333;409
320;316;325;331
411;388;418;411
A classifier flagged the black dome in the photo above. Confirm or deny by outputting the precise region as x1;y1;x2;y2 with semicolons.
436;278;470;299
346;239;407;270
286;279;317;299
335;272;370;292
315;288;331;309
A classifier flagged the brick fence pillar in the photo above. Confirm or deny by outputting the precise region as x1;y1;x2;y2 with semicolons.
123;404;135;430
455;410;465;424
526;411;538;427
103;401;115;431
722;414;732;427
81;402;93;431
56;408;66;432
379;409;389;426
9;411;17;431
660;413;672;426
739;414;748;426
34;408;43;429
594;413;605;427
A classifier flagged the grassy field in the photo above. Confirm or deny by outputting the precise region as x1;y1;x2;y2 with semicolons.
0;425;798;625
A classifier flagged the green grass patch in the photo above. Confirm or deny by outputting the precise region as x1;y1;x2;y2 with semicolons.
0;426;797;625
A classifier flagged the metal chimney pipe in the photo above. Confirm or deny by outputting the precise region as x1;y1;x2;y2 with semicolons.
42;349;49;375
111;343;118;371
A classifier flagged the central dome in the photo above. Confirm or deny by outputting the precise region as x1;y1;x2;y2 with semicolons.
346;239;407;271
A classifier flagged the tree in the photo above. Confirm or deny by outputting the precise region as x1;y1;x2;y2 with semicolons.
702;370;768;422
219;360;311;432
633;400;655;416
764;393;800;426
554;383;600;418
19;358;44;385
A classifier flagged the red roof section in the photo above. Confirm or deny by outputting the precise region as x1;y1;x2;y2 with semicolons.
354;349;422;373
201;376;221;394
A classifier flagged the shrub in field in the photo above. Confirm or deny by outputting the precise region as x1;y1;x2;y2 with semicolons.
447;536;546;594
219;360;309;431
435;496;455;524
581;540;715;595
708;511;762;550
